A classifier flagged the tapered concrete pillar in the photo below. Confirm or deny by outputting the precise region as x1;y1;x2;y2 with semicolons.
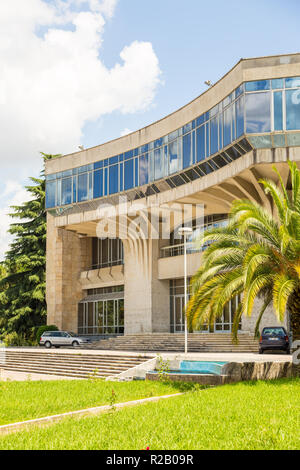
46;214;92;332
123;238;170;334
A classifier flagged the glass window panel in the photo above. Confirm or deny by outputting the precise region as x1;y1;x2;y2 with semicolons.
245;80;270;92
177;136;182;171
272;78;284;90
124;159;134;190
104;167;108;196
139;154;148;185
235;95;244;138
46;181;56;208
274;91;283;131
209;105;218;118
223;106;232;147
61;177;72;205
154;147;164;179
206;122;210;157
135;158;139;186
183;122;192;134
183;133;192;168
56;179;61;206
287;133;300;147
235;84;244;98
218;114;223;150
109;164;119;195
168;130;178;142
109;156;118;165
210;117;218;155
286;89;300;130
119;163;124;192
272;134;286;147
73;175;77;202
164;146;169;176
78;173;88;202
285;77;300;88
245;92;271;133
169;140;178;174
196;125;205;162
247;135;272;148
88;172;93;199
124;150;133;160
149;150;155;181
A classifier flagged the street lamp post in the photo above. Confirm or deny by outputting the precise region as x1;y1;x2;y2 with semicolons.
178;226;193;356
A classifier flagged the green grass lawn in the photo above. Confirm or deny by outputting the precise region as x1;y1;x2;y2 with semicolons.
0;378;193;426
0;378;299;450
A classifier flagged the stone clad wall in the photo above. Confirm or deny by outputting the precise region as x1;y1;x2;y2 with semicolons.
46;214;92;332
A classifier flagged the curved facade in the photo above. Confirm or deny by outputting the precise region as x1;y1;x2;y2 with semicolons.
45;54;300;339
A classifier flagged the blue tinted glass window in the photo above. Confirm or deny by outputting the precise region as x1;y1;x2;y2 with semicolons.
235;96;244;138
223;106;232;146
183;122;192;134
109;164;119;195
169;140;178;174
56;179;61;206
154;138;163;149
139;154;149;185
94;161;103;170
245;92;271;133
104;168;108;196
245;80;270;92
88;173;93;199
46;181;56;208
210;117;218;155
78;165;89;174
94;169;103;198
149;151;154;181
196;115;205;127
119;163;124;191
206;123;210;156
135;158;139;186
285;77;300;88
192;130;196;164
73;176;77;202
61;177;72;205
78;173;88;202
164;146;169;175
125;150;133;160
183;133;192;168
272;79;284;90
124;159;134;190
218;113;223;149
168;130;178;142
274;91;283;131
154;147;164;179
286;89;300;130
235;84;244;98
177;136;182;171
196;125;205;162
109;156;118;165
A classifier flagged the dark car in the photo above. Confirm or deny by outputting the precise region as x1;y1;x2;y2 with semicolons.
259;327;290;354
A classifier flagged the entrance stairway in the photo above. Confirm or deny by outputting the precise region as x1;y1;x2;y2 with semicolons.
89;333;259;353
0;350;152;379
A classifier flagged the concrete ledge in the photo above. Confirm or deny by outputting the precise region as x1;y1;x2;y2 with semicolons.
0;393;183;436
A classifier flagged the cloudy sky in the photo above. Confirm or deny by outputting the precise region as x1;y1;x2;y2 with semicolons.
0;0;299;260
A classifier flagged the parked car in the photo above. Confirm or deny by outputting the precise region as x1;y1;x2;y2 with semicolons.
39;331;91;348
259;327;290;354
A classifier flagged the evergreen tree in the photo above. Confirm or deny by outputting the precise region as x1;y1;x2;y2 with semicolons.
0;154;59;340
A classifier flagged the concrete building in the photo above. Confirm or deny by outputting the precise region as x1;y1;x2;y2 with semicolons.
45;53;300;340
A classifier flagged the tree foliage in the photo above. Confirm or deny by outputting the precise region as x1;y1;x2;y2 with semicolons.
187;161;300;341
0;153;59;341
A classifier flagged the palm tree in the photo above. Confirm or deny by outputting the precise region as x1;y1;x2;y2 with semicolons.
187;161;300;342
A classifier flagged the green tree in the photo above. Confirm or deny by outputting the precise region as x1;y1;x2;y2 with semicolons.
0;154;59;341
187;161;300;342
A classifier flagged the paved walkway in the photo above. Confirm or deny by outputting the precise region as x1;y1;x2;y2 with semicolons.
0;369;78;382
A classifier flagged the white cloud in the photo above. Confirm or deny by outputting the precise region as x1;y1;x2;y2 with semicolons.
0;182;31;261
0;0;162;260
120;128;132;137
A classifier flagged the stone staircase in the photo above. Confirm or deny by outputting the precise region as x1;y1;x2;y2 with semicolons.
89;333;259;353
0;350;152;379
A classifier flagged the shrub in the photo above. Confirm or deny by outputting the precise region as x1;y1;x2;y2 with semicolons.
3;332;29;347
36;325;58;344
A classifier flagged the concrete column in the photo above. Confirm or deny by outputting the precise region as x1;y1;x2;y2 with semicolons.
46;214;92;332
123;238;170;334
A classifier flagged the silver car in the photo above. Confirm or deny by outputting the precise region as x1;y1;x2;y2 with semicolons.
39;331;91;348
